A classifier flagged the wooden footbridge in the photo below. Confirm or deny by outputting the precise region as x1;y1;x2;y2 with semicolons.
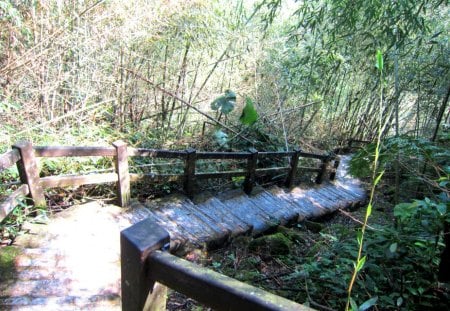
0;141;367;310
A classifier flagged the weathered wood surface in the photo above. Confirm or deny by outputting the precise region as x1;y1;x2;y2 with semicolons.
0;184;29;222
40;173;118;188
34;146;116;157
0;149;21;172
137;155;366;253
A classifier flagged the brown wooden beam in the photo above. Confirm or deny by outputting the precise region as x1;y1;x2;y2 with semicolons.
244;148;258;195
147;250;313;311
0;149;21;172
34;146;116;157
13;141;46;207
40;173;118;188
285;148;301;188
113;141;131;207
184;148;196;198
0;184;29;222
121;218;170;311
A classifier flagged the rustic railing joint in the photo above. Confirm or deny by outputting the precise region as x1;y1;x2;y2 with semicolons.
12;141;46;207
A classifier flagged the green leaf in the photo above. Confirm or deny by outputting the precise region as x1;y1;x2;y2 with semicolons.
350;297;358;311
367;203;372;217
357;230;363;246
358;296;378;311
373;170;384;186
211;90;236;115
356;256;366;272
376;49;383;71
396;297;403;307
239;97;258;125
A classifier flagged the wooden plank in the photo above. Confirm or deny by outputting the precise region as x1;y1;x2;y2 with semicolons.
280;187;329;218
193;197;251;236
0;149;21;172
130;173;182;183
265;186;310;220
13;141;46;207
308;188;340;210
113;140;130;207
322;185;356;207
298;151;328;160
181;202;230;247
195;171;245;180
258;151;294;157
149;198;218;246
250;187;299;224
144;209;191;251
34;146;116;157
218;189;272;235
255;167;289;175
128;148;187;159
196;152;250;160
0;184;29;222
40;173;118;188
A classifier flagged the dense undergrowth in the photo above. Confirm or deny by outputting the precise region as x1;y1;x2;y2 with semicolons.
166;134;450;311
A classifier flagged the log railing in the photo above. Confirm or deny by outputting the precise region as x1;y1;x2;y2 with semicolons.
0;140;340;222
121;217;314;311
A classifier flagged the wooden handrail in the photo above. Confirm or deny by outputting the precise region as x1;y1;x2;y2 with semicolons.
1;140;340;223
121;217;314;311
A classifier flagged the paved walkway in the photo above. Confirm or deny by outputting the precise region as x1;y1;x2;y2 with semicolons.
0;156;366;310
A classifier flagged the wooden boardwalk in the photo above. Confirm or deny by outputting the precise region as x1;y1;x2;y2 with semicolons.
130;155;366;253
0;156;365;310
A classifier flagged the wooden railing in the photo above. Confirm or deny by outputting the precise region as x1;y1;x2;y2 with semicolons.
121;217;314;311
0;140;339;223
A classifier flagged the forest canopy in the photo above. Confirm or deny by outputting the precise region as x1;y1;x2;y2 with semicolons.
1;0;448;150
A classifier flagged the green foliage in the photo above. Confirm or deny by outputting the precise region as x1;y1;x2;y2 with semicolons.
210;90;236;115
239;97;258;126
350;136;450;183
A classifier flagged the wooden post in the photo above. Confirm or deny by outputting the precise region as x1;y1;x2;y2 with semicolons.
12;141;46;207
315;153;331;184
285;148;301;188
121;218;170;311
184;148;196;198
243;148;258;195
329;155;340;181
113;140;130;207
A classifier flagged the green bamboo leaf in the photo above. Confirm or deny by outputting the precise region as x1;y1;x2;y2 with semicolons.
376;50;383;71
373;170;384;186
367;203;372;217
240;97;258;125
357;230;363;246
356;256;366;272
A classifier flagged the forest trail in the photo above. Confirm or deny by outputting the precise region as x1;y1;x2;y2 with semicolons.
0;156;366;310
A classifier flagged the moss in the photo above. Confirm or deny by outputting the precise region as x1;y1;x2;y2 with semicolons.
0;246;20;281
249;232;292;255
